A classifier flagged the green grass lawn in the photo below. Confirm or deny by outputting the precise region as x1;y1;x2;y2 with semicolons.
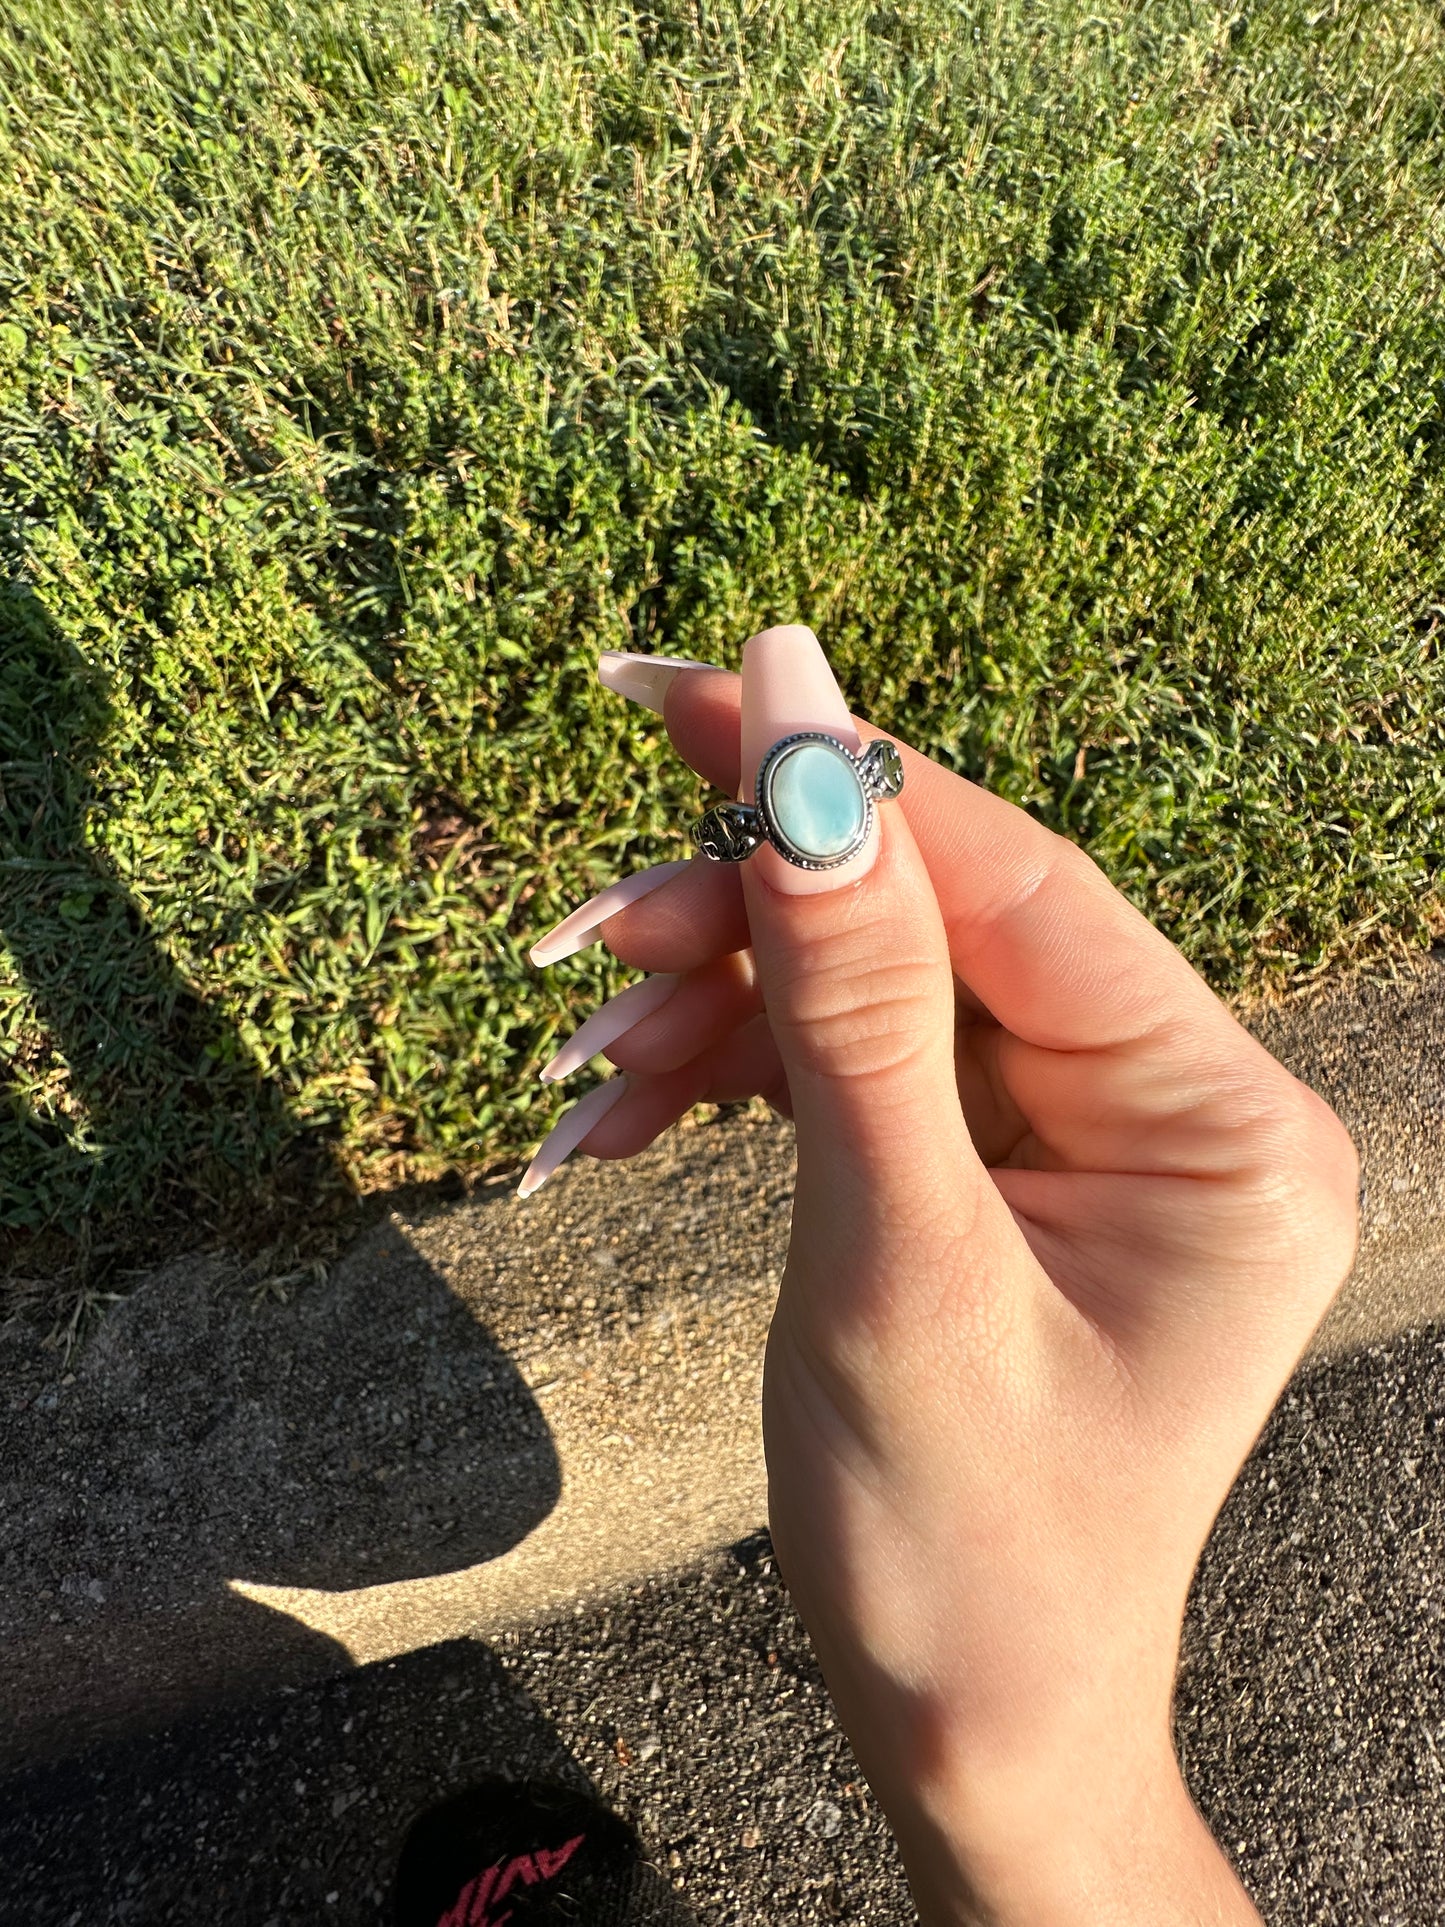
2;0;1443;1290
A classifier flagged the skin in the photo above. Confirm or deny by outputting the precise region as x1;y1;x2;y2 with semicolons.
561;667;1361;1925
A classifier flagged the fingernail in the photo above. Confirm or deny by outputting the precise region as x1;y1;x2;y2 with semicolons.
539;973;680;1083
518;1075;630;1198
740;624;879;897
598;651;716;716
528;860;691;967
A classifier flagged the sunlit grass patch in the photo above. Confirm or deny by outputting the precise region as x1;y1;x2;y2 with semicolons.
0;0;1441;1269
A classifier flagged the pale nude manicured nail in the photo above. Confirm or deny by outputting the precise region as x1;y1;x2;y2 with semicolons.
598;650;717;716
528;860;690;967
517;1075;629;1198
539;973;680;1084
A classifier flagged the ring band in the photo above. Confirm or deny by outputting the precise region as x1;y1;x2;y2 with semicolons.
691;732;904;870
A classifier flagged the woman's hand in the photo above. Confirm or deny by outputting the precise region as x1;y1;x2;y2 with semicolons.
528;626;1361;1923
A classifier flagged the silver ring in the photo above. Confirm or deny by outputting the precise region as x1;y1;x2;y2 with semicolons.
690;732;904;870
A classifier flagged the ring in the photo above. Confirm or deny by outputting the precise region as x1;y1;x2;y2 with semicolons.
690;732;905;870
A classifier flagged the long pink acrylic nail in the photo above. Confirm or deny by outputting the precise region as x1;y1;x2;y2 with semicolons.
539;973;680;1083
740;624;879;896
598;651;718;716
528;860;690;967
517;1075;629;1198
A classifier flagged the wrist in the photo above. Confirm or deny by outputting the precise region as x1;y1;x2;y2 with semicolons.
888;1749;1263;1927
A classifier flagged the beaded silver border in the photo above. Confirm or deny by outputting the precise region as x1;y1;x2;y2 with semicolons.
755;732;874;870
690;732;904;869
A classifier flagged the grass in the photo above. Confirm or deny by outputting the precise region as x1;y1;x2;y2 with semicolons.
1;0;1443;1292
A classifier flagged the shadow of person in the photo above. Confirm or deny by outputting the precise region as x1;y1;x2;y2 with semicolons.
0;575;331;1270
0;1635;702;1925
4;1316;1444;1924
0;1217;561;1769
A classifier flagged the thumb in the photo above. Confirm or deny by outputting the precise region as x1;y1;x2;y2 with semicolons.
734;626;977;1238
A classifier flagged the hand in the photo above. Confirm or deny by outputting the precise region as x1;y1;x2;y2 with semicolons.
533;627;1360;1923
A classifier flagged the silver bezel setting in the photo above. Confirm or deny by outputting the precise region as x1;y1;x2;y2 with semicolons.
754;731;874;871
689;731;904;868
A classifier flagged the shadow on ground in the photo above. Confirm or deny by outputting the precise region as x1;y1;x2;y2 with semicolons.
0;575;350;1288
1;1318;1443;1922
0;1635;689;1925
0;1218;560;1767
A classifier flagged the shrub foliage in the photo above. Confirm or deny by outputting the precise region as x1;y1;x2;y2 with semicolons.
1;0;1442;1238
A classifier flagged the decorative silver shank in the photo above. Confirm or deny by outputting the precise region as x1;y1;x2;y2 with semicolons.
857;739;904;801
691;802;766;863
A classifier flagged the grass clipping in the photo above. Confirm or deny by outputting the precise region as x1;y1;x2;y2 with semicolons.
0;0;1442;1260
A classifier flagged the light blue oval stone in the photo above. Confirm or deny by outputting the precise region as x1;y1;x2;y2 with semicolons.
767;741;865;860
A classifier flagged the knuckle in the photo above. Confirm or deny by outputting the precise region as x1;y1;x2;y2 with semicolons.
772;946;946;1083
1278;1077;1360;1191
1245;1075;1362;1257
1050;830;1114;900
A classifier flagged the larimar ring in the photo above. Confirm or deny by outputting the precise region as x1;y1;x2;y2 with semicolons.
691;732;905;871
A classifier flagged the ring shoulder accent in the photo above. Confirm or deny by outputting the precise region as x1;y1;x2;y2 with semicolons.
857;739;904;800
691;801;766;863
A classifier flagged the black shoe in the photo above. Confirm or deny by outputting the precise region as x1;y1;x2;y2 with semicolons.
391;1776;696;1926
